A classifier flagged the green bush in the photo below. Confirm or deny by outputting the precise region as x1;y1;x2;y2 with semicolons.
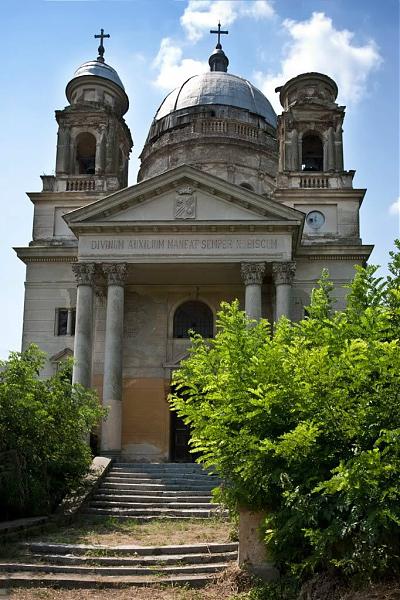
0;345;105;520
170;241;400;581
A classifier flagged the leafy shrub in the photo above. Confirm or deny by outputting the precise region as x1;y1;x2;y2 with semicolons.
170;241;400;581
0;345;105;520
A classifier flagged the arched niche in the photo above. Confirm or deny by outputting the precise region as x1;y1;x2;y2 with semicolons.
301;133;323;172
76;132;96;175
239;182;254;191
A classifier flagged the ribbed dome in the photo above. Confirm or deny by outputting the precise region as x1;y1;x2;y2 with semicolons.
71;60;125;90
155;72;277;127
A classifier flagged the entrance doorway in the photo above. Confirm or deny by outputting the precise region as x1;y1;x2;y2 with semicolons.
170;411;194;462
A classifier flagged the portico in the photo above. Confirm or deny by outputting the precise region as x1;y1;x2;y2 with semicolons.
64;165;303;459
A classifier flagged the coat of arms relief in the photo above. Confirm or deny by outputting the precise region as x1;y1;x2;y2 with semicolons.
175;187;197;219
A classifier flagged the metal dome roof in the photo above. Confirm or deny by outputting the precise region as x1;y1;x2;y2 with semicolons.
72;60;125;90
155;71;277;126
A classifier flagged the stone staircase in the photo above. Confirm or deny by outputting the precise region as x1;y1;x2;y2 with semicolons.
0;541;238;588
0;462;236;589
83;462;227;520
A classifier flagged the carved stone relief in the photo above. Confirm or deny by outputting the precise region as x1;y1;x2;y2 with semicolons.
175;187;197;219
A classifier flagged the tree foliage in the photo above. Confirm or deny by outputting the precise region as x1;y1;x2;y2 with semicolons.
0;345;105;520
170;241;400;580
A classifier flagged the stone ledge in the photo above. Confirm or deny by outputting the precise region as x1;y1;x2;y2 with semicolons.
57;456;112;519
0;516;48;540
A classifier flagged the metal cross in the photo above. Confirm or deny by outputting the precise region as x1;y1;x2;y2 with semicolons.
210;22;228;49
94;28;110;62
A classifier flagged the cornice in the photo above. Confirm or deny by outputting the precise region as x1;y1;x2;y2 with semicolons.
27;191;105;204
14;246;77;264
296;244;374;261
273;188;367;204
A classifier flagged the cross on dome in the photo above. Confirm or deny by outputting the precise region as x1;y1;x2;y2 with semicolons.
208;22;229;72
210;22;228;49
94;28;110;63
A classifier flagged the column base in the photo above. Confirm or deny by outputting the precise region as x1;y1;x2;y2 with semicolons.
238;508;279;582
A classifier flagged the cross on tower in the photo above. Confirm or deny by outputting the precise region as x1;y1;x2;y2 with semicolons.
210;22;228;49
94;28;110;63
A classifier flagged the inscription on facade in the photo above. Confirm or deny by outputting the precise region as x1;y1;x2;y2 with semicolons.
80;233;290;262
90;238;279;251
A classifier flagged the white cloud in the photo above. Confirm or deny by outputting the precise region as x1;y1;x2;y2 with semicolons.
181;0;274;43
389;198;400;215
254;12;382;111
152;37;208;91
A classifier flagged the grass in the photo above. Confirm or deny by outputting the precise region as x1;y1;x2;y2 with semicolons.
25;517;234;547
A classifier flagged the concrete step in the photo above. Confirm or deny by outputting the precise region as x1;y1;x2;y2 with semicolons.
28;551;237;567
0;561;229;576
107;474;219;483
95;487;212;497
113;463;210;469
92;493;213;503
99;483;215;493
90;500;219;509
82;507;222;523
25;542;238;557
83;507;227;517
0;571;216;589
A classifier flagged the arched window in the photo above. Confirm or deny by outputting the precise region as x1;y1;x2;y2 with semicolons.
76;132;96;175
173;301;214;338
239;182;254;191
302;134;323;171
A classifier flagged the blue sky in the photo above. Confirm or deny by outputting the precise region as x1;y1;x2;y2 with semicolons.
0;0;398;358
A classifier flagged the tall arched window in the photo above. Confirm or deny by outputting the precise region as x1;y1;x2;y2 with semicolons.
302;134;323;171
173;301;214;338
76;132;96;175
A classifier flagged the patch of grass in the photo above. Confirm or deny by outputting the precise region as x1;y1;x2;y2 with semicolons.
25;516;233;547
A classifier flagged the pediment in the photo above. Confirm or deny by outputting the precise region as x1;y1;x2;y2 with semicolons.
50;348;73;363
64;165;304;230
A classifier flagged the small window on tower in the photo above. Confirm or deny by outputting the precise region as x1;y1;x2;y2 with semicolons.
302;134;323;171
56;309;68;336
56;309;76;336
76;132;96;175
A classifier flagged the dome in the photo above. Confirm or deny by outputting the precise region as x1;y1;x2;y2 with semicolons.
155;72;277;127
71;59;125;91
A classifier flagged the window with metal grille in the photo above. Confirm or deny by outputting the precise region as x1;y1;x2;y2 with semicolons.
173;301;214;339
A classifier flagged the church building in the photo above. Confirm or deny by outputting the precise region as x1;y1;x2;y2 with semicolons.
15;29;373;462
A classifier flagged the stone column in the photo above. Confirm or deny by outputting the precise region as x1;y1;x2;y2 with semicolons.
273;261;296;321
101;263;128;457
240;262;266;320
71;263;96;388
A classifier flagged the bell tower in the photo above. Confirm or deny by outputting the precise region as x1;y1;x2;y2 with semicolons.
273;72;367;248
276;72;344;175
50;30;132;194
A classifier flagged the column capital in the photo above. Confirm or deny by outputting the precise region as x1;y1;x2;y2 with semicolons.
72;262;96;286
102;263;128;286
272;261;296;286
241;262;266;286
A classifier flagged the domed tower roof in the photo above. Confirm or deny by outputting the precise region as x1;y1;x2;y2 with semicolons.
155;71;276;127
70;59;125;91
65;29;129;115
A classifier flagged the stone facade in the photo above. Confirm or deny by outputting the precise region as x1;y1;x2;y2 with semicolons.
15;48;373;461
